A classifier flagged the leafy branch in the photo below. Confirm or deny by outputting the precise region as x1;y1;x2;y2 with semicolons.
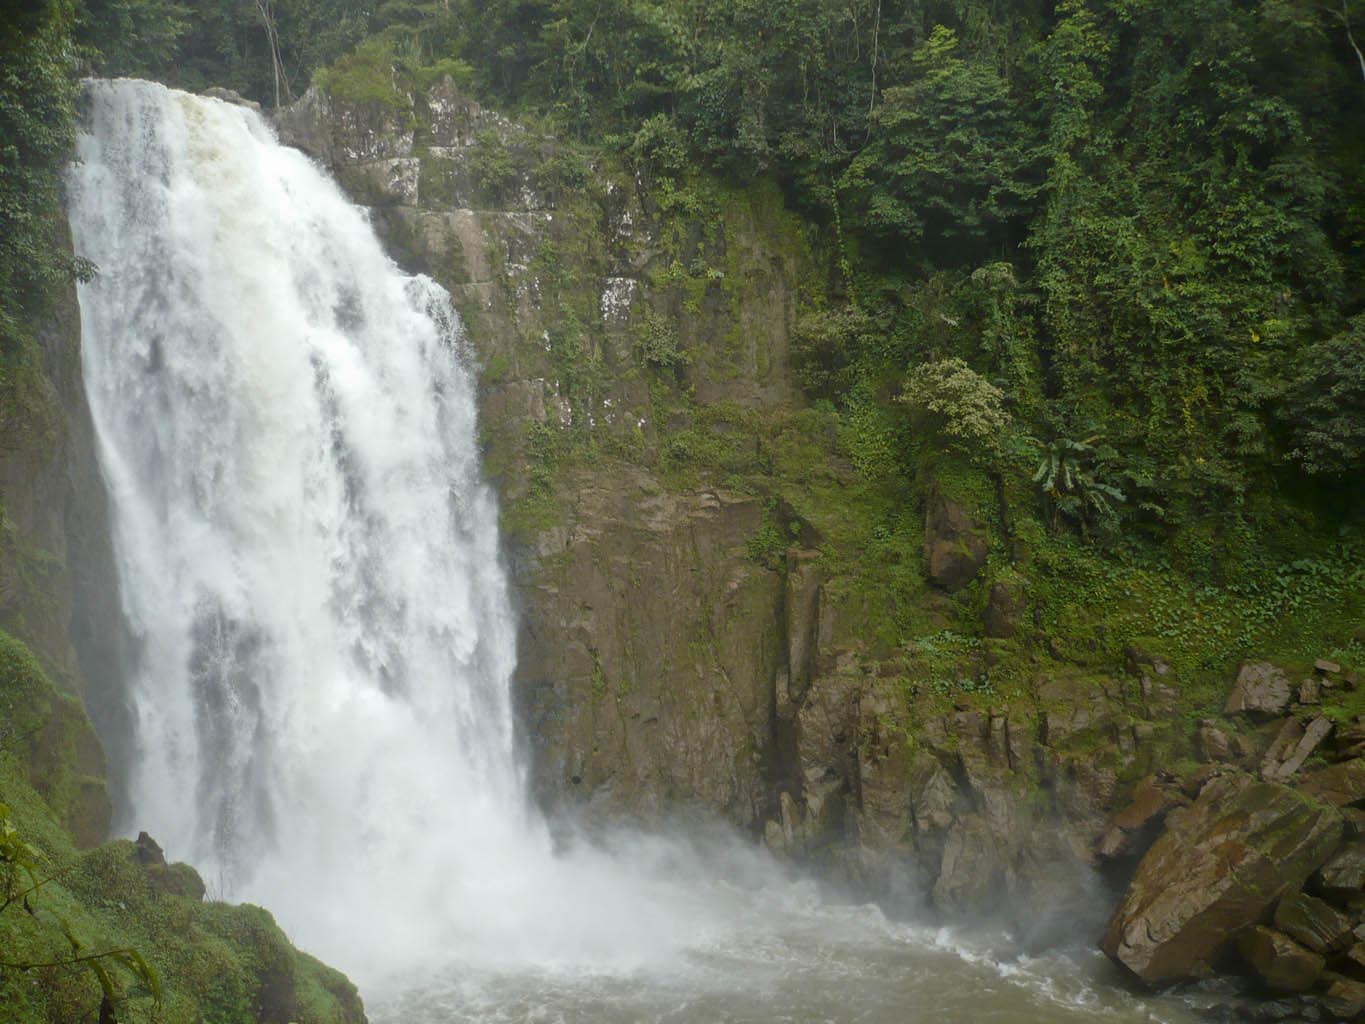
1;803;162;1021
1029;435;1126;528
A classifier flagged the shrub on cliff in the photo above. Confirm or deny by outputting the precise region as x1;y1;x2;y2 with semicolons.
899;358;1011;466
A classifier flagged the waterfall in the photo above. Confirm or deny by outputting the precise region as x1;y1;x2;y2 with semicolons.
64;79;1201;1024
67;77;566;984
69;79;809;1000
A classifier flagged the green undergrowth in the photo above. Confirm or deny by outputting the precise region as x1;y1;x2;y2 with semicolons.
314;32;474;111
423;109;1361;739
517;317;1361;724
1026;531;1364;678
0;631;107;848
0;632;364;1024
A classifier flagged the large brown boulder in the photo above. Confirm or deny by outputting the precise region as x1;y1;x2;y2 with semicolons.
1096;775;1189;861
1299;758;1365;807
1318;844;1365;900
1262;717;1333;783
1341;943;1365;981
1101;772;1342;986
1323;974;1365;1019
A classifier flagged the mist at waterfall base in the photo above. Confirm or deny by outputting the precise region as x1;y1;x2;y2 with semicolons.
66;79;1199;1023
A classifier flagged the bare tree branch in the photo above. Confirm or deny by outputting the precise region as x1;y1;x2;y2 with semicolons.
254;0;292;108
1341;0;1365;82
868;0;883;126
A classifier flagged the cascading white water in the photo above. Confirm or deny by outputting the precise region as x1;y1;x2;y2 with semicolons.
67;76;547;975
68;78;728;989
67;78;1200;1024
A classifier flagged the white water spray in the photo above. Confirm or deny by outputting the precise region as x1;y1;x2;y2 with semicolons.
67;79;1197;1023
67;78;741;988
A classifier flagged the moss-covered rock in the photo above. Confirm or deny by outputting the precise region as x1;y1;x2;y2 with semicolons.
0;632;365;1024
0;629;108;846
0;220;134;814
1102;772;1343;986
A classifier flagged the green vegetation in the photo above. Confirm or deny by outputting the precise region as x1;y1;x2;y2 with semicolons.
5;1;1361;519
0;1;90;359
418;0;1363;712
0;631;363;1024
0;0;1362;955
0;803;162;1024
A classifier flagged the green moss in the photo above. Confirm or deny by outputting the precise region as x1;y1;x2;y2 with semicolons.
590;652;607;703
0;634;363;1024
0;631;107;847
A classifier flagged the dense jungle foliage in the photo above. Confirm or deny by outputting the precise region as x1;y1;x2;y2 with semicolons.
2;0;1362;588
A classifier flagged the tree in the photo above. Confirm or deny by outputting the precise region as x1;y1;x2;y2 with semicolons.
839;25;1034;264
899;357;1011;465
0;0;104;369
1280;316;1365;477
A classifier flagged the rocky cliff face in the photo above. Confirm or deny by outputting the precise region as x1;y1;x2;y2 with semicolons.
0;219;131;827
275;80;801;830
270;80;1187;923
269;84;1365;1018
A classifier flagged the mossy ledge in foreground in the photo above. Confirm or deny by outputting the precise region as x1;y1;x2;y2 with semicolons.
0;629;367;1024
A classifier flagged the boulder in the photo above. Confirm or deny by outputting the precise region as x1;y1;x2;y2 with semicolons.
1264;717;1334;784
983;579;1026;638
923;495;987;593
1262;719;1306;777
1225;662;1294;718
1322;973;1365;1019
1318;844;1365;900
1299;759;1365;807
1237;926;1325;993
132;831;205;899
1101;772;1342;986
1113;776;1185;831
1342;943;1365;982
146;862;207;901
1333;719;1365;761
1096;776;1188;861
1197;722;1236;763
1345;808;1365;839
1274;892;1354;954
134;831;166;867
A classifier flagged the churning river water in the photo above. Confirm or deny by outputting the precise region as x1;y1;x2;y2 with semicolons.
68;78;1207;1024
